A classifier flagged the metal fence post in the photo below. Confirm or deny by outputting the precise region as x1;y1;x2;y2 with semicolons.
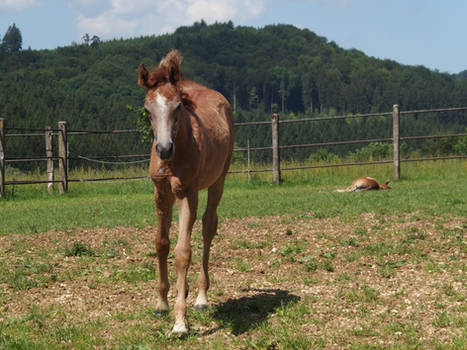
392;104;400;180
58;121;68;194
0;118;5;197
45;126;54;193
272;113;281;184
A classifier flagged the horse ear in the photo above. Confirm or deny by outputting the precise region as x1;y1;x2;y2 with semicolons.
167;59;181;85
138;63;149;87
160;50;183;85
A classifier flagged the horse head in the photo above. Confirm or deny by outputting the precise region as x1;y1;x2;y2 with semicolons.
138;50;184;160
379;180;391;190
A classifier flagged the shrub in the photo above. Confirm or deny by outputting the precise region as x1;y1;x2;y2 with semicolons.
454;131;467;155
348;142;392;162
308;148;340;164
4;165;24;178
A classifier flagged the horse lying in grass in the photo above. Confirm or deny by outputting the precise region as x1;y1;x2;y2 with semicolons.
335;177;390;192
138;50;234;334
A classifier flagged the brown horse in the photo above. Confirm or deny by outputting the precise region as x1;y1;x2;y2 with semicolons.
335;177;390;192
138;50;234;334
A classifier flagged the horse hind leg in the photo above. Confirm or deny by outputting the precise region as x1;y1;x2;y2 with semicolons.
195;175;226;310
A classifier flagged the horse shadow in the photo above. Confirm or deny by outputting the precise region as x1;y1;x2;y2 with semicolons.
203;288;300;336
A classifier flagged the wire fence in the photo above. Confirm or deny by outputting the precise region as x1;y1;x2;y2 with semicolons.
1;105;466;195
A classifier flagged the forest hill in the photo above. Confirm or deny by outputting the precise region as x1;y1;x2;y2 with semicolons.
1;21;466;168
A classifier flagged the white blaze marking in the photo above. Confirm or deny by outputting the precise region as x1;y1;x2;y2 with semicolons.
154;93;171;146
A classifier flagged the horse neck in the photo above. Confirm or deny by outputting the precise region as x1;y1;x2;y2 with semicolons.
175;106;193;146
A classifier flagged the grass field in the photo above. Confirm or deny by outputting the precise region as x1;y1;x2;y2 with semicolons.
0;160;466;349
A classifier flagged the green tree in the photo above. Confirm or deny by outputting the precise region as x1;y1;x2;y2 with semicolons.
90;35;101;48
2;23;22;53
82;33;90;45
249;87;259;109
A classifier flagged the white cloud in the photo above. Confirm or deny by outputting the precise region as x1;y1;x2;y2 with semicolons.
68;0;265;40
0;0;39;11
286;0;351;8
64;0;112;17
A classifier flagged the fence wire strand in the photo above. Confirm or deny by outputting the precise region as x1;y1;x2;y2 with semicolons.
1;106;466;189
76;155;150;165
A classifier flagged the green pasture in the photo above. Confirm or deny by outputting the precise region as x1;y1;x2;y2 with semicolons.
0;160;466;235
0;160;465;350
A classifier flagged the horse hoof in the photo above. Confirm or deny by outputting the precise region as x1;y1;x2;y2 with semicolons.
154;310;168;318
171;323;188;336
194;303;208;311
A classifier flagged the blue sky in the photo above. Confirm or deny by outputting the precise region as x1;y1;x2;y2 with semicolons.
0;0;466;74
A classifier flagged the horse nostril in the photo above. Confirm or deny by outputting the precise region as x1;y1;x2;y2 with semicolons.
155;143;162;155
156;142;174;160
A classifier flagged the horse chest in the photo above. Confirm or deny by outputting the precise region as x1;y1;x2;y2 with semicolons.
151;166;198;198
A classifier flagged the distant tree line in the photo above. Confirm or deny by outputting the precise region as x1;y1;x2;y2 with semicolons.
0;22;466;170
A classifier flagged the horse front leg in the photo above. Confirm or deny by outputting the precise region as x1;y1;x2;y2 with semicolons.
154;183;174;315
195;176;225;310
172;190;198;334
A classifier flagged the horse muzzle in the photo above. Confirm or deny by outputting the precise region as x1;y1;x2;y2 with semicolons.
156;142;174;160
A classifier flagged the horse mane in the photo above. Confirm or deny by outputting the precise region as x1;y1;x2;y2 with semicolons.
159;50;183;71
145;67;168;88
142;49;183;88
159;49;184;84
180;91;195;113
160;50;196;112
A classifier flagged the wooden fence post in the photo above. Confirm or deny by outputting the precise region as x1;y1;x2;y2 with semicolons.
247;139;251;184
58;121;68;194
392;104;400;180
0;118;5;197
45;126;54;193
272;113;281;184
